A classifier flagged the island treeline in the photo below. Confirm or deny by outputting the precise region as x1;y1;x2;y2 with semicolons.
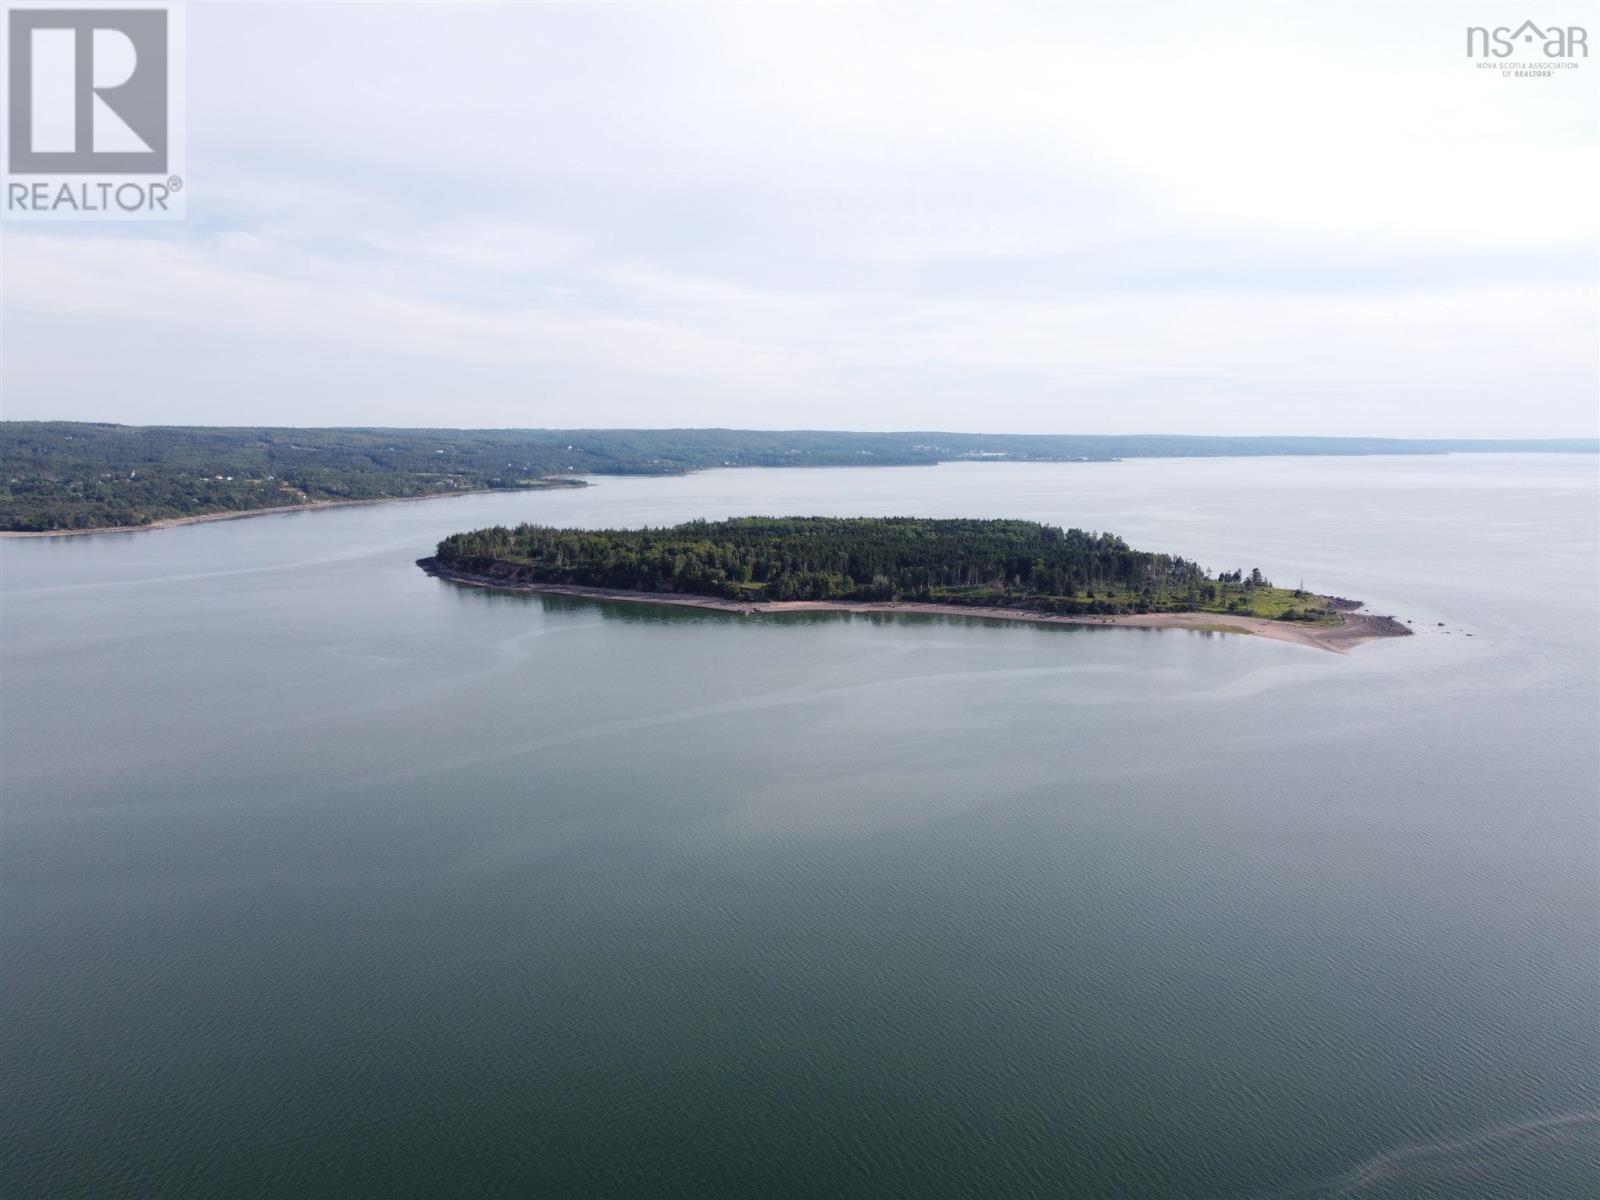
6;422;1593;532
431;516;1323;618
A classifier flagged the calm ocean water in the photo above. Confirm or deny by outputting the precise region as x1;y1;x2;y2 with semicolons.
2;455;1596;1199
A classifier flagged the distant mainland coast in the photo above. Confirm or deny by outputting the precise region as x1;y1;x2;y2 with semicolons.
0;480;587;538
4;421;1594;533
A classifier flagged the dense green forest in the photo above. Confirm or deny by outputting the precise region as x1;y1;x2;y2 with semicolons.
429;516;1323;618
4;421;1593;532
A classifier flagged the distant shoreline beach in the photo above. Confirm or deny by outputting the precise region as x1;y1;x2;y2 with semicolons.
0;481;587;538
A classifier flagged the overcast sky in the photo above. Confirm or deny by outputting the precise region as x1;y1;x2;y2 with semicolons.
2;0;1596;434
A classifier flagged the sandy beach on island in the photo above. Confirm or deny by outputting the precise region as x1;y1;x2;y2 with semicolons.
418;560;1412;654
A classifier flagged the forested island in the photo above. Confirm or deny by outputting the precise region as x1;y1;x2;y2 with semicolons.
5;421;1593;533
421;517;1411;653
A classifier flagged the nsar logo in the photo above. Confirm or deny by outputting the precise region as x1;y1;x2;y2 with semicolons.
1466;20;1589;58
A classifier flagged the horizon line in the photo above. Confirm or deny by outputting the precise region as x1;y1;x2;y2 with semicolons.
2;420;1596;444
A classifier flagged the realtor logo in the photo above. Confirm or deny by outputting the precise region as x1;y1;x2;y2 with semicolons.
7;7;167;171
1466;20;1590;58
2;2;185;219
